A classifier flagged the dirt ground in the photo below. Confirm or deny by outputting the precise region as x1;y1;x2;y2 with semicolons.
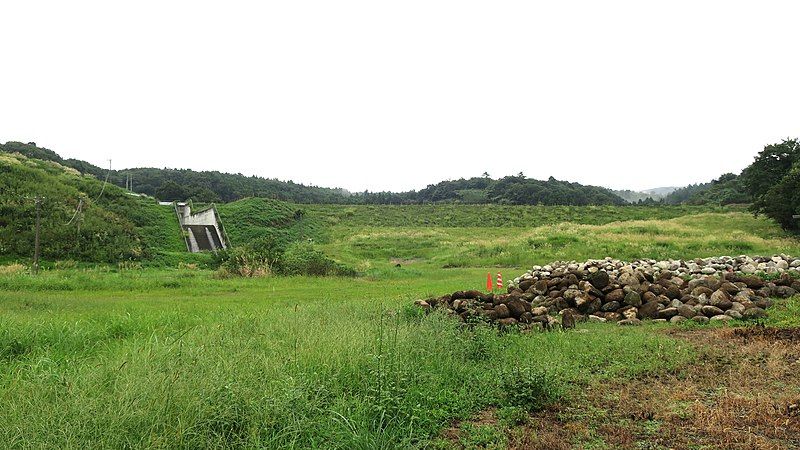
443;326;800;450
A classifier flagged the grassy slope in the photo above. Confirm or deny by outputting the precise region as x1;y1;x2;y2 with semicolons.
316;207;799;275
216;198;328;248
0;152;187;264
1;205;799;448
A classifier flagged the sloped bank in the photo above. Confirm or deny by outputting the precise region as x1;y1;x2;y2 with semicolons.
415;255;800;329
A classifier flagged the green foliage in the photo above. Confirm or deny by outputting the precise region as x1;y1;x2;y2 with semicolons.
663;173;750;206
0;278;696;448
217;197;327;248
691;173;750;205
0;152;187;263
307;203;730;228
500;366;564;412
278;242;356;276
741;138;800;200
741;138;800;230
2;142;627;206
214;246;275;278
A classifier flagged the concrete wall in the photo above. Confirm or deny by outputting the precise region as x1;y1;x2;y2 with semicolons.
175;203;228;252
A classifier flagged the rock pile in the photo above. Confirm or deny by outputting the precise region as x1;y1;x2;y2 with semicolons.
415;255;800;329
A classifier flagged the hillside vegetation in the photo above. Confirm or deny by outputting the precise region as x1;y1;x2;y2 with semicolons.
2;142;627;206
307;203;735;228
0;152;185;263
216;198;327;248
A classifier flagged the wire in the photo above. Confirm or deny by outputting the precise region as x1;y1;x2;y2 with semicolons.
66;198;83;225
93;159;112;202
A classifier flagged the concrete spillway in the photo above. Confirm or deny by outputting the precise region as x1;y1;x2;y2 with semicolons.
172;202;229;252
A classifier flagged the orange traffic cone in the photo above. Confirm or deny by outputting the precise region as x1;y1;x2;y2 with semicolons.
486;272;493;292
496;273;503;291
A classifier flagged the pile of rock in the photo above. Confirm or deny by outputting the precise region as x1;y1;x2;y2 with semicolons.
415;255;800;329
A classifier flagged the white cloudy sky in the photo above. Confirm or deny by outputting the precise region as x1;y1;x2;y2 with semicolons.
1;1;798;193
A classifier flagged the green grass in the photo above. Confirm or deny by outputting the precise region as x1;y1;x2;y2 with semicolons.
1;205;799;448
318;211;800;273
306;204;735;228
0;270;694;449
217;198;328;249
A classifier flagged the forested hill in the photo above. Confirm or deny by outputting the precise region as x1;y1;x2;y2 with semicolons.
1;141;626;205
662;173;750;205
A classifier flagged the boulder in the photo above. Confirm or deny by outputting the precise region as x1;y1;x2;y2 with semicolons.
561;309;577;329
624;291;642;307
618;318;642;326
507;299;529;318
743;307;768;320
497;317;518;327
494;304;511;319
701;305;725;317
677;304;697;319
710;314;733;322
657;307;679;320
638;301;663;320
530;306;549;317
589;270;610;289
606;289;625;302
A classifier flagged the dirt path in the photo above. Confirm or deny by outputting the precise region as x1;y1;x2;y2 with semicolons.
444;326;800;449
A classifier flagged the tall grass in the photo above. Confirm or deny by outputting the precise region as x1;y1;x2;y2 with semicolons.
0;291;693;448
1;208;798;448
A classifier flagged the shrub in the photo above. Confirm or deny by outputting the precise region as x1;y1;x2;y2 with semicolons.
215;247;273;278
276;242;356;277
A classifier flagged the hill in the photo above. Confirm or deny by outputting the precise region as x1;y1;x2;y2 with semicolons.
216;198;327;249
643;186;680;197
0;151;186;263
612;189;659;203
1;142;626;206
663;173;750;205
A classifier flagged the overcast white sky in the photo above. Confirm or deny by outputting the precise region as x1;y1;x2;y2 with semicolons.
1;1;798;193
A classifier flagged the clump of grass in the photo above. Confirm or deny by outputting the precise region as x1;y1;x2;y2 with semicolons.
0;263;26;275
501;366;564;412
215;247;273;278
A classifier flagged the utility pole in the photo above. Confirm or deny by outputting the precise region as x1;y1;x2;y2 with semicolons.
33;196;42;274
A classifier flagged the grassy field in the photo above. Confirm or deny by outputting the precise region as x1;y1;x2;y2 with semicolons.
1;206;799;449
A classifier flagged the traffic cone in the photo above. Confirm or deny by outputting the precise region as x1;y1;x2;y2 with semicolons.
496;273;503;291
486;272;493;291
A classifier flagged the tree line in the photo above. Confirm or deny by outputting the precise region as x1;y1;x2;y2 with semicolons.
0;142;626;206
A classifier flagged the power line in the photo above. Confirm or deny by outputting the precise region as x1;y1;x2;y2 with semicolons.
93;159;112;202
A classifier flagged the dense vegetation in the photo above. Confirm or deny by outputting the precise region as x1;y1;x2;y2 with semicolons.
216;198;327;248
359;174;626;205
2;142;626;206
740;138;800;230
307;203;735;228
0;141;353;204
662;173;750;205
0;152;185;263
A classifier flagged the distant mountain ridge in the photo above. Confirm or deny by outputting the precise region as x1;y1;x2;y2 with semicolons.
643;186;680;196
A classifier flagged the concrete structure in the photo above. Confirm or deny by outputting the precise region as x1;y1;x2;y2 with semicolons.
174;202;229;252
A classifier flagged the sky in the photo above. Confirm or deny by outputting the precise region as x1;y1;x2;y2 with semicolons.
1;1;798;193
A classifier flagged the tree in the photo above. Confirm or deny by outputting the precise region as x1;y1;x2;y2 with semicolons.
741;138;800;199
155;180;188;201
742;138;800;230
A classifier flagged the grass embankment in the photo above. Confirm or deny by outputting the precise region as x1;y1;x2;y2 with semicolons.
1;206;799;448
319;210;800;274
